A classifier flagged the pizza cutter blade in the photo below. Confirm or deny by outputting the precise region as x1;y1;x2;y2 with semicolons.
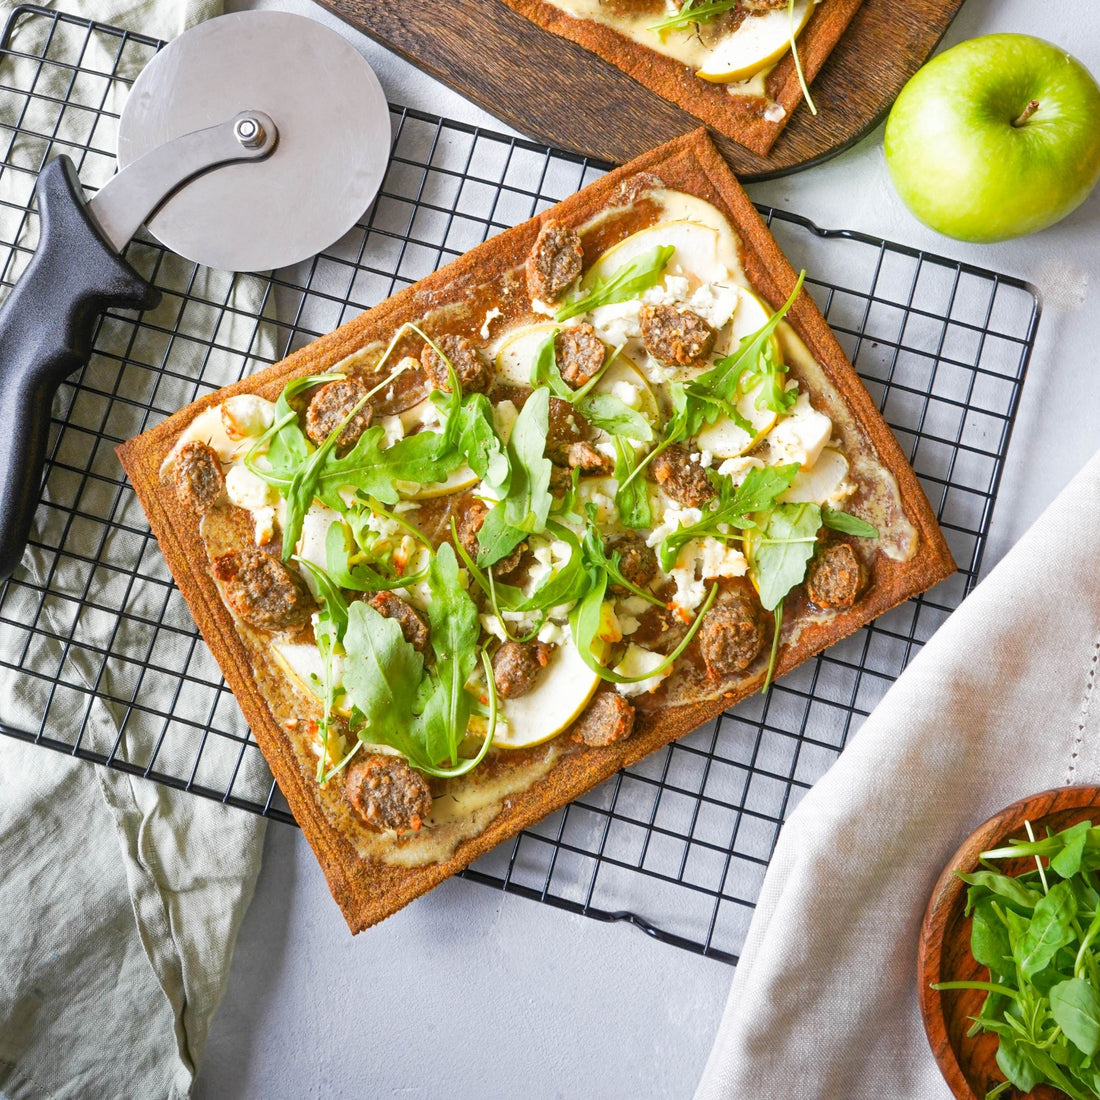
0;11;390;581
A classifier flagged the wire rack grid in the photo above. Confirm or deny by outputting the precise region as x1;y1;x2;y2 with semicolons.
0;5;1039;964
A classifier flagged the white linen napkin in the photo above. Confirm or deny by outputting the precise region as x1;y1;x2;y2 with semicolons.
0;3;270;1098
696;449;1100;1097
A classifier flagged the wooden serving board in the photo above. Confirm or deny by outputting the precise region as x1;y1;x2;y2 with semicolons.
318;0;965;180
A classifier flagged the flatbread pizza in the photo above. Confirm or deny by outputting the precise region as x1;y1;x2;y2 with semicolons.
117;130;954;931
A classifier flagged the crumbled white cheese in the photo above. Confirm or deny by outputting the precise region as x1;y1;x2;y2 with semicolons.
620;595;651;617
530;297;556;317
764;102;787;124
669;561;707;613
380;414;404;447
577;480;617;526
537;619;566;647
763;392;833;469
614;645;671;698
587;300;642;346
480;307;503;339
480;613;507;642
618;612;640;636
252;506;276;546
610;379;643;408
225;464;277;510
646;500;704;549
221;394;276;442
492;399;519;445
716;455;765;484
697;537;748;580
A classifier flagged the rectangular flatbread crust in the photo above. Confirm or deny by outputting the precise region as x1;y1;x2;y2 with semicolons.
117;130;954;931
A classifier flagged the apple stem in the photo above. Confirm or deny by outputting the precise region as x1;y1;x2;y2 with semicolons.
1012;99;1040;127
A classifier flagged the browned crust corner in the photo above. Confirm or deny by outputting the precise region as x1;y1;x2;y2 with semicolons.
117;128;953;934
499;0;865;155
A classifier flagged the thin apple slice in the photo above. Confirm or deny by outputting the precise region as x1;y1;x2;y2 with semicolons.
493;321;556;387
779;448;850;505
272;641;344;705
583;220;730;289
406;464;478;499
493;634;601;749
696;0;813;84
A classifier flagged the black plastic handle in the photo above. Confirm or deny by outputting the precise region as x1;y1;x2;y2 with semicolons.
0;156;160;582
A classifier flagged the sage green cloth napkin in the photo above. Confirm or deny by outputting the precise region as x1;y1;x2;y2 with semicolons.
696;451;1100;1097
0;4;270;1098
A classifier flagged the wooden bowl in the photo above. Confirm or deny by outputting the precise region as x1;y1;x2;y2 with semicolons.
918;786;1100;1100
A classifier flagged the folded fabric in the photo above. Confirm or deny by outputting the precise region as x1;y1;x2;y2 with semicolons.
0;3;269;1097
697;448;1100;1099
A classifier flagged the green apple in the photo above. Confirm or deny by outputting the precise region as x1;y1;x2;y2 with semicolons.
884;34;1100;242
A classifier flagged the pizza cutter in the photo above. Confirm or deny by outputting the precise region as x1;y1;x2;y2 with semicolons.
0;11;390;581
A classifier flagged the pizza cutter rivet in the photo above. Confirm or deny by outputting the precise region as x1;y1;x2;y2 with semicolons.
234;116;265;148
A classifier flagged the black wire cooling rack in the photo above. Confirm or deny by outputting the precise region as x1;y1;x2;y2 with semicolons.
0;5;1040;964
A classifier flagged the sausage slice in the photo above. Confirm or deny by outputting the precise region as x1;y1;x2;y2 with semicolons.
698;592;767;679
526;219;583;305
649;444;715;508
805;542;867;610
345;753;432;832
173;441;224;512
212;548;315;632
573;690;635;747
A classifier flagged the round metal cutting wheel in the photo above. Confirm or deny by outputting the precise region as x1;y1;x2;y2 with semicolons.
116;11;390;273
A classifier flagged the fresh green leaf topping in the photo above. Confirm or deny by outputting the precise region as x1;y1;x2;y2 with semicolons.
821;507;878;539
752;502;822;612
657;463;800;573
554;245;674;322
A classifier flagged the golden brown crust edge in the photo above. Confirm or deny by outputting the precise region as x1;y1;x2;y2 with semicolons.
499;0;865;155
116;129;955;933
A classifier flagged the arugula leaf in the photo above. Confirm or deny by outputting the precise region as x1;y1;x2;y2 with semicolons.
422;543;482;767
555;245;674;322
970;898;1012;971
648;0;739;34
477;387;554;565
529;332;574;400
822;507;879;539
324;520;427;593
1016;881;1077;979
695;271;804;415
995;1037;1043;1094
450;392;509;491
752;502;822;612
957;870;1042;912
342;601;426;756
503;387;554;531
291;556;348;783
577;391;653;442
316;426;462;510
658;463;800;573
613;437;652;530
1051;979;1100;1056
